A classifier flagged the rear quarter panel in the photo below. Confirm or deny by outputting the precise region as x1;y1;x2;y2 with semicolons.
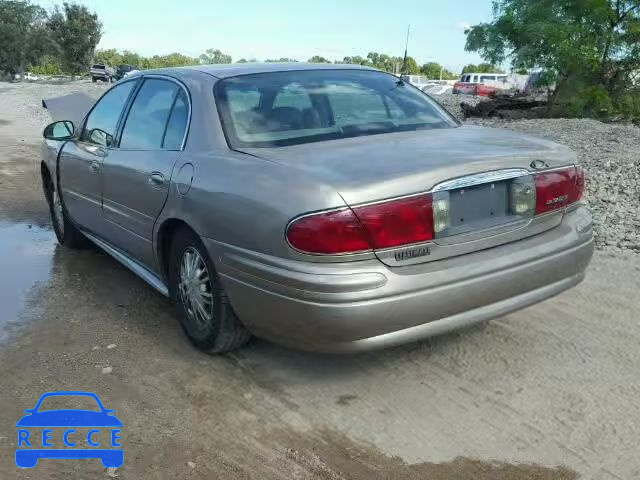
159;150;345;259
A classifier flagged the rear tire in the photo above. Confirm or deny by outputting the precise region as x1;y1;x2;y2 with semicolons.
46;174;87;249
168;227;251;353
91;76;97;83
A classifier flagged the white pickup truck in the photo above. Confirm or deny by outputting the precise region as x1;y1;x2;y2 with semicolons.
90;64;115;83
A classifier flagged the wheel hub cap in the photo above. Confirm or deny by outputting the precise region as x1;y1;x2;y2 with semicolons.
178;247;213;329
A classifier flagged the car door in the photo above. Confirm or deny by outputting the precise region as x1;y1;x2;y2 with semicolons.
100;76;190;270
58;80;138;234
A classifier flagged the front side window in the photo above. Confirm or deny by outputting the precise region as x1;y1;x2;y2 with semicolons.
81;80;136;147
120;79;179;149
215;69;457;148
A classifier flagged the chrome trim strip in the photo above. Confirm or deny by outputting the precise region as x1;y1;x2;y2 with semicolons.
431;168;531;192
62;188;102;207
82;231;169;296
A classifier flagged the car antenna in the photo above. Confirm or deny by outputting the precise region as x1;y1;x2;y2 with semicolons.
397;24;410;85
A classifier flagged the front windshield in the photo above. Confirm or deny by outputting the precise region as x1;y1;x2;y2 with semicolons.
215;69;458;148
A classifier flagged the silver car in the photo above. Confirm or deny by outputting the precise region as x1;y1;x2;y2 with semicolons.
40;63;594;353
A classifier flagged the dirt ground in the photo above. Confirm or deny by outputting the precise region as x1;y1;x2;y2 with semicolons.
0;81;639;480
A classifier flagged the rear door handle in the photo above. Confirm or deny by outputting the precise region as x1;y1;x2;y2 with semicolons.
148;172;165;187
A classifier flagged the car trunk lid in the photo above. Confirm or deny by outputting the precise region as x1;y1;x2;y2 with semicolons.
239;126;578;265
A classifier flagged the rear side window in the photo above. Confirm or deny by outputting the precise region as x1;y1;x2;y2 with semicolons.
120;79;179;149
162;89;189;149
480;75;496;82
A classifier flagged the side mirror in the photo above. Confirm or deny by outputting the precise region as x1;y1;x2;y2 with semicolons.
43;120;75;140
24;409;33;414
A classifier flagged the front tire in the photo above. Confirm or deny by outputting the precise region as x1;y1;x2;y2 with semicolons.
168;227;251;353
47;176;86;248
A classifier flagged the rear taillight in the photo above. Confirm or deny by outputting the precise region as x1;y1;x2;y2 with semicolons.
352;194;434;249
534;166;585;215
287;194;435;254
286;209;371;254
287;166;585;255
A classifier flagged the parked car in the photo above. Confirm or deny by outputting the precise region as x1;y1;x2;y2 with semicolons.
90;63;115;83
453;72;509;96
400;74;432;90
40;63;593;353
115;64;139;81
421;80;453;95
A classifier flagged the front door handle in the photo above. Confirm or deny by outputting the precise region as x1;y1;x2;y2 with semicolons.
89;161;101;173
85;145;107;157
148;172;165;187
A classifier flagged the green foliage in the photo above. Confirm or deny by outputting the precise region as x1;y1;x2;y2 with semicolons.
0;0;55;75
341;56;371;66
199;48;231;64
308;55;331;63
30;61;62;75
420;62;457;79
48;2;102;74
402;56;420;74
461;63;503;74
465;0;640;119
366;52;403;72
139;53;198;69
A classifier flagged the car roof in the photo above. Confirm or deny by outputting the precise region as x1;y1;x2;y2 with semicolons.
139;62;378;79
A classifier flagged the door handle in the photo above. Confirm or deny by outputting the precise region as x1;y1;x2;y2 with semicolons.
89;161;101;173
148;172;165;187
85;145;107;157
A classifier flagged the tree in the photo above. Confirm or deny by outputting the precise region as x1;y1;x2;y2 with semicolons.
465;0;640;116
141;53;198;69
461;63;503;74
94;48;122;67
366;52;403;73
47;2;102;74
341;56;371;66
308;55;331;63
0;0;54;75
199;48;231;64
402;56;420;74
420;62;457;79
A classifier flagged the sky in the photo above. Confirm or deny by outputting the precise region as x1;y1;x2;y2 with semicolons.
38;0;493;73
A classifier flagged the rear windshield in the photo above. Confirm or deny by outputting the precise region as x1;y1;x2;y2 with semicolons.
214;69;457;148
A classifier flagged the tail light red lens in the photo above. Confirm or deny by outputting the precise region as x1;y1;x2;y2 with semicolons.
534;166;585;215
287;194;435;254
353;194;434;249
286;209;371;254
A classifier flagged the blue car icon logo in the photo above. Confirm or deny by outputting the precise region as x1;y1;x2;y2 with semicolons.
16;391;123;468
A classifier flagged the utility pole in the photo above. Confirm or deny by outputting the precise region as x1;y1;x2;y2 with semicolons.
401;24;410;75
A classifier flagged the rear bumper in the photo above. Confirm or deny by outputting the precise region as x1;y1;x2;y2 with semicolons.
210;206;594;353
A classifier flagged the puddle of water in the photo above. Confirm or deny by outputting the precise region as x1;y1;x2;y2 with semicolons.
0;222;55;333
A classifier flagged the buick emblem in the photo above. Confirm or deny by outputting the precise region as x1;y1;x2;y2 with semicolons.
530;159;550;169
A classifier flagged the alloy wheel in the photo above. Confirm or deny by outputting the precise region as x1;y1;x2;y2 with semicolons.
178;247;214;330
